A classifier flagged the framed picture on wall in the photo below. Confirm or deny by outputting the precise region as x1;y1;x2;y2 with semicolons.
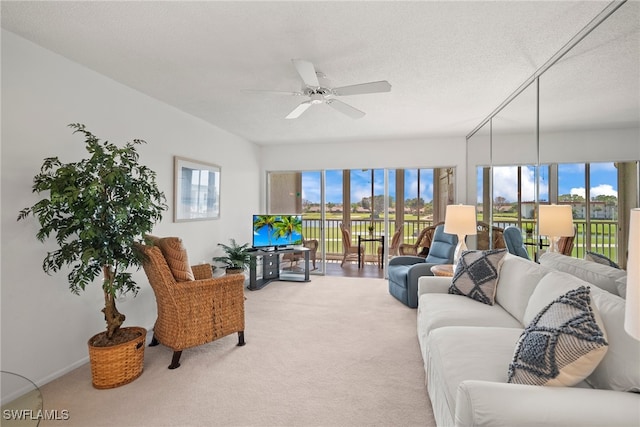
174;156;220;222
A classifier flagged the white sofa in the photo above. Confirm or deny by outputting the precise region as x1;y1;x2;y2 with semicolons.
417;252;640;427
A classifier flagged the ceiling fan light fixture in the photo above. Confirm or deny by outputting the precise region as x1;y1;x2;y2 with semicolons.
310;93;324;104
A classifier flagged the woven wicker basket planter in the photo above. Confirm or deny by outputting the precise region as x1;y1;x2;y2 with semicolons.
87;326;146;389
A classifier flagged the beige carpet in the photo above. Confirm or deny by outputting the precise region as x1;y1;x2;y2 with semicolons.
38;276;435;427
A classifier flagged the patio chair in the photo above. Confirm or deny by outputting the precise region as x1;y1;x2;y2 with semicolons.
398;222;444;258
476;221;506;250
138;237;246;369
282;237;319;270
557;226;577;256
340;223;364;267
377;224;404;265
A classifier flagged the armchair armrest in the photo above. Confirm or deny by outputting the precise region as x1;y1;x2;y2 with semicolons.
455;380;640;427
406;263;438;289
389;255;425;266
157;273;245;350
172;274;245;311
191;263;214;280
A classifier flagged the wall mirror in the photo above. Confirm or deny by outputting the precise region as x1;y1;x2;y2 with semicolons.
467;1;639;264
174;156;221;222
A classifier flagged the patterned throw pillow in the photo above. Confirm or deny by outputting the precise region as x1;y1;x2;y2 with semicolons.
584;251;620;269
508;286;608;386
448;249;507;305
145;234;195;282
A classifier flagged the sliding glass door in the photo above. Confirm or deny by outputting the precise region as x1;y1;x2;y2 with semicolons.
268;167;455;274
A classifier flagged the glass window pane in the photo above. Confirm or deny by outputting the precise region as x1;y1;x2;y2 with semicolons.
589;162;618;261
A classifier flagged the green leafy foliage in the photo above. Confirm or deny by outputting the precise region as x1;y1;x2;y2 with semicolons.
18;124;167;339
212;238;251;270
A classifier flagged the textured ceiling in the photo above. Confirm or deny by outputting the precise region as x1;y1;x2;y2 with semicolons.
2;1;638;145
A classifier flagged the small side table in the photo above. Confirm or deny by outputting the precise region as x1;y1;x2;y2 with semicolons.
430;264;455;277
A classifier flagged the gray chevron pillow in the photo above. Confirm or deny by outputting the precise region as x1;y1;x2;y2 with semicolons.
449;249;507;305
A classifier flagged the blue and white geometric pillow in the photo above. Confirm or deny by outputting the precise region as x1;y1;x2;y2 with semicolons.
507;286;608;387
449;249;507;305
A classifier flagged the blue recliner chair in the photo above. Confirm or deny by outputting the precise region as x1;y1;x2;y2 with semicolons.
388;225;457;308
503;226;530;260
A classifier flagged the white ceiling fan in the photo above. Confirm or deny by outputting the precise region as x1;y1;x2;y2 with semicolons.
246;59;392;119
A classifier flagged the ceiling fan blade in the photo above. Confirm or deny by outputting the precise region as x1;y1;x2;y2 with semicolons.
333;80;392;96
242;89;304;96
326;99;366;119
292;59;320;87
286;101;313;119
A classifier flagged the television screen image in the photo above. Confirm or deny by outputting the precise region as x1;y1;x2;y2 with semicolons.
252;215;303;248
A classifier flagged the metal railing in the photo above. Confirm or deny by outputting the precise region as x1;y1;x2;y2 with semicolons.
303;218;619;263
302;218;435;262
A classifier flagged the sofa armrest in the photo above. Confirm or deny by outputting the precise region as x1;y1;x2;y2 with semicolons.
418;276;452;296
455;380;640;427
389;255;425;266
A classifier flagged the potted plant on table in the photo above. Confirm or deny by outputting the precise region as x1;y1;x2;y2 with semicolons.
18;123;166;389
213;239;252;275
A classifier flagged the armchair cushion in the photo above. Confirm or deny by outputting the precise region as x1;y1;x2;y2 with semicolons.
145;235;194;282
449;249;507;305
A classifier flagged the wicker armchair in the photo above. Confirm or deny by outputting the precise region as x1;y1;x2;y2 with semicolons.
557;226;577;256
476;221;506;250
138;243;246;369
398;222;444;258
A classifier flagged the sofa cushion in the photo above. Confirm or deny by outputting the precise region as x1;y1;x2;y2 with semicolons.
449;249;507;305
417;293;522;360
584;251;620;269
495;253;552;324
425;326;524;426
587;286;640;392
539;252;626;295
509;286;608;387
145;234;195;282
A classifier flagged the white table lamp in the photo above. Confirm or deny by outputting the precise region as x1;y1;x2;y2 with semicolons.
539;204;574;253
444;204;477;265
625;208;640;340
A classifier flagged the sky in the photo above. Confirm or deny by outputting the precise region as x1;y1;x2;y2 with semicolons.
300;162;618;205
302;169;434;204
487;162;618;203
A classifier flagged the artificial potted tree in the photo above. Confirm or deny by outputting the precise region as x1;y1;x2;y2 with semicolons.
213;239;252;275
18;123;166;389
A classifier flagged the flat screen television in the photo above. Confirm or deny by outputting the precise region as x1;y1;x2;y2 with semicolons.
252;214;304;248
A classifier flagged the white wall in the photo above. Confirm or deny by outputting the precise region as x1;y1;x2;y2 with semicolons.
0;30;261;396
259;137;469;208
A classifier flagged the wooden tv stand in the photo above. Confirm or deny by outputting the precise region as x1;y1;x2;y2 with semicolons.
247;247;310;291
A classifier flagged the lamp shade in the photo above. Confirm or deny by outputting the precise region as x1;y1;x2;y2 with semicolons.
444;205;477;235
539;204;574;237
625;208;640;340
